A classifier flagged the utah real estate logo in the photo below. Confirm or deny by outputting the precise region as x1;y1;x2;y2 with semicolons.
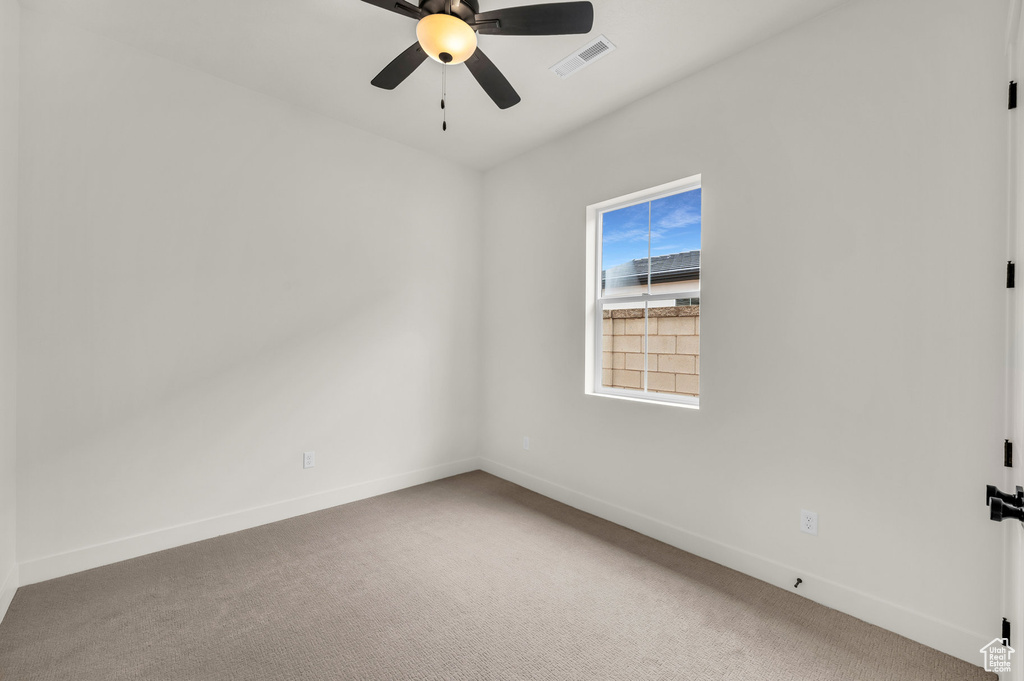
980;638;1014;674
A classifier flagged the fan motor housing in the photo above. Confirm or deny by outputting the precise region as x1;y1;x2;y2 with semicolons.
420;0;479;22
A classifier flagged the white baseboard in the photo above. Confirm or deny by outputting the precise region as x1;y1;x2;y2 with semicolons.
0;563;17;625
19;457;480;587
478;458;987;666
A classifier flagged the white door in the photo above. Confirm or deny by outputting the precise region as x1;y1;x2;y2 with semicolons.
1006;3;1024;680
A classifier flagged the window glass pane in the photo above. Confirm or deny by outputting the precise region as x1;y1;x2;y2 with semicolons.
649;188;701;295
601;301;646;391
601;202;650;297
646;300;700;397
590;177;701;406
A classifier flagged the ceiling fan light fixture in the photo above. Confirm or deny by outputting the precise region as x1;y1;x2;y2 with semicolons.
416;14;477;65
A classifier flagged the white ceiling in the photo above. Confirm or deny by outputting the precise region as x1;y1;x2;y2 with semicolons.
21;0;852;169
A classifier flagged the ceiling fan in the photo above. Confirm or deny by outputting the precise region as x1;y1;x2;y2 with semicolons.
362;0;595;110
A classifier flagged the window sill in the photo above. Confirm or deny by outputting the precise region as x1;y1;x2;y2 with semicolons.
588;388;699;410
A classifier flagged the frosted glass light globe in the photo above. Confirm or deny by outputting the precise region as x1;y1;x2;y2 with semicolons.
416;14;477;65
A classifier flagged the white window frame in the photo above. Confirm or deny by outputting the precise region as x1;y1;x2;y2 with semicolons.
584;174;702;409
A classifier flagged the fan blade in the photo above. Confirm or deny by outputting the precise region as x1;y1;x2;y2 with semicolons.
472;2;593;36
359;0;425;20
371;43;429;90
465;49;521;109
360;0;423;19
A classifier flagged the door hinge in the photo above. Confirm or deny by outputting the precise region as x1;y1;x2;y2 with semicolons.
1006;439;1013;467
988;484;1024;521
1008;261;1016;289
1011;82;1018;110
1004;618;1011;646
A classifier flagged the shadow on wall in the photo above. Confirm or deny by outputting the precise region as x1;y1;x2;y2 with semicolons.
18;286;474;559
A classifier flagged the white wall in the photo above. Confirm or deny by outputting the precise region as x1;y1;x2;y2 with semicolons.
16;11;483;582
480;0;1009;664
0;0;19;621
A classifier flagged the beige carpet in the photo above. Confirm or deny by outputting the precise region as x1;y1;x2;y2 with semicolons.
0;471;994;680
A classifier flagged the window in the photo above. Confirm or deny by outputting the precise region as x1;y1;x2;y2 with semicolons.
585;175;702;408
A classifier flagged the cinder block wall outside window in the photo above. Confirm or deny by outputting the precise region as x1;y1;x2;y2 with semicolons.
602;306;699;396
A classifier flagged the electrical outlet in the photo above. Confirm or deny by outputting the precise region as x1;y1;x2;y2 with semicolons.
303;451;315;469
523;436;530;451
800;510;818;536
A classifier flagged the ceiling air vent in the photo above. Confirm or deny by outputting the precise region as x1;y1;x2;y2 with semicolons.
550;35;616;79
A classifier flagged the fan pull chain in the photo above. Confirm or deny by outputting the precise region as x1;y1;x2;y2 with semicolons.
441;64;447;132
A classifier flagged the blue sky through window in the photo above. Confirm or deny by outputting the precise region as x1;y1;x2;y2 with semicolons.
601;188;702;273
